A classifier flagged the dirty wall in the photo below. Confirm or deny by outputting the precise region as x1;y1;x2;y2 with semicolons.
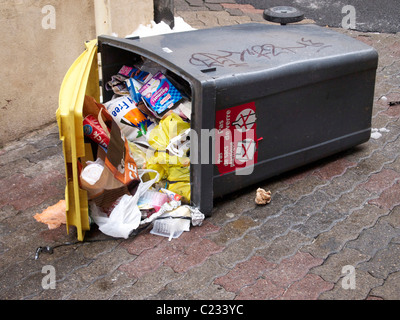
0;0;153;147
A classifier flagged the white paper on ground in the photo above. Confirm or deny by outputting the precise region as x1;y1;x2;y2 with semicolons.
126;17;195;39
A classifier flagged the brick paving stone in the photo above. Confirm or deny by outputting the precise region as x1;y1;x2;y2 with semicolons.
165;238;224;273
77;238;122;260
369;271;400;300
211;191;257;226
294;208;346;239
368;181;400;210
220;3;255;11
279;174;326;202
381;204;400;228
265;252;324;288
119;220;224;278
1;270;47;300
359;169;400;193
254;214;293;242
209;216;259;246
371;113;395;130
302;205;386;259
118;241;180;279
0;143;38;167
381;140;400;165
382;103;400;119
255;231;313;263
66;249;135;300
235;252;330;300
279;274;334;300
310;248;369;283
186;0;205;7
71;245;132;286
0;157;30;180
159;258;229;298
205;0;235;3
358;242;400;279
214;255;276;293
121;228;164;255
212;234;265;269
318;169;361;198
346;220;398;258
0;171;64;211
175;11;205;28
78;270;134;300
232;15;252;24
393;236;400;244
385;155;400;174
287;190;330;222
170;220;221;250
352;151;390;177
174;0;191;11
312;158;357;181
344;142;381;163
234;276;285;300
24;144;62;164
191;283;236;300
280;164;317;185
112;266;182;300
324;185;371;215
318;269;383;300
224;8;243;16
204;3;223;11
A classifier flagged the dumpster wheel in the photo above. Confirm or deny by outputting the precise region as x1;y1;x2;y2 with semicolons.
263;6;304;25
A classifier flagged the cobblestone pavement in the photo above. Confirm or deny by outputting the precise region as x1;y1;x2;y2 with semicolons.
1;1;399;300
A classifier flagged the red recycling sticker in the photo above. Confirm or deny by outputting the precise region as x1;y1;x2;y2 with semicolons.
215;102;258;175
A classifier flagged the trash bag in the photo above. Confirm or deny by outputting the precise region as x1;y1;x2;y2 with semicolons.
90;169;160;239
80;95;141;210
146;114;191;201
148;113;190;150
166;166;190;202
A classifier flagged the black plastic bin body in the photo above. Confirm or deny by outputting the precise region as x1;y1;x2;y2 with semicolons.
98;23;378;216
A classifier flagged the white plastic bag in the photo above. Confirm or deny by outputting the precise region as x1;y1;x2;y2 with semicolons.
90;169;159;239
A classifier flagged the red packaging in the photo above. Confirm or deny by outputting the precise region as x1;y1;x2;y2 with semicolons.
83;115;110;149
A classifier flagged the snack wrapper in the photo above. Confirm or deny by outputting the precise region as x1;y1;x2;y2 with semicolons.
139;72;183;116
126;78;143;104
83;114;110;150
105;95;154;140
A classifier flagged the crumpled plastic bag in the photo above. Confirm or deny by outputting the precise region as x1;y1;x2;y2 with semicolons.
166;166;190;202
148;113;190;150
90;169;159;239
146;114;191;201
34;200;66;230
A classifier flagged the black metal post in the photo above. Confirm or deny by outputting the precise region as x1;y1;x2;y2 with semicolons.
154;0;175;29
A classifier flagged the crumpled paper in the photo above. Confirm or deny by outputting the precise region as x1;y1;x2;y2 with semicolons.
255;188;271;205
34;200;66;229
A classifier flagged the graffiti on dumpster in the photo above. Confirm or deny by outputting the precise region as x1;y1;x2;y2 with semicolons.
189;38;332;69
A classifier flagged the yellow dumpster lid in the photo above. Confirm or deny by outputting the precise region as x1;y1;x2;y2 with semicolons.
56;39;99;241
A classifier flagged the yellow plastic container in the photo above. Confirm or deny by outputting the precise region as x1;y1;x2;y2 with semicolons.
56;40;99;241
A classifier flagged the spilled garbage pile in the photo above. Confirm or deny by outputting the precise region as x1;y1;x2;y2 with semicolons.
79;60;203;240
